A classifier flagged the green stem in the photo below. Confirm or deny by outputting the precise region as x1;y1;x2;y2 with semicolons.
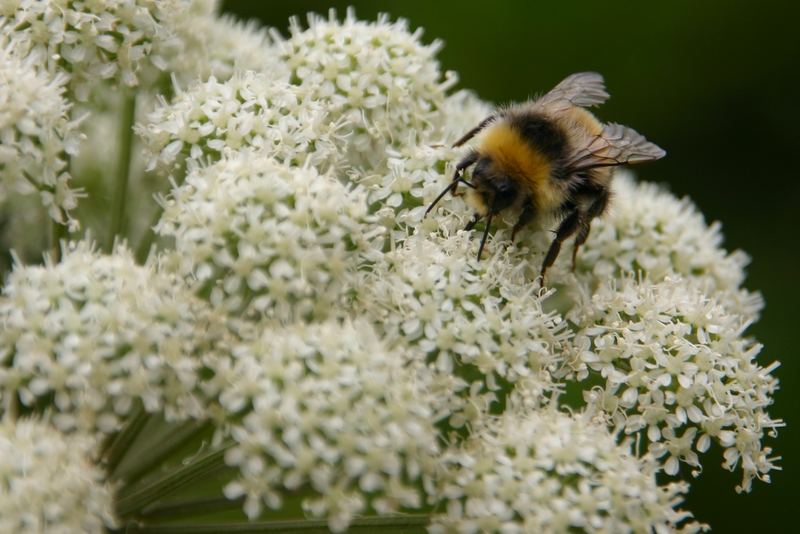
113;419;209;484
49;218;67;262
135;206;164;264
122;515;431;533
107;91;137;252
134;159;186;264
138;495;245;521
115;442;233;518
100;405;148;474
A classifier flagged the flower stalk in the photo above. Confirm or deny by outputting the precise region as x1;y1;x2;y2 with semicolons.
107;91;137;251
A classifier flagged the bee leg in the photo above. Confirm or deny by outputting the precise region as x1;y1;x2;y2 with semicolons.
476;210;495;260
571;191;609;270
571;223;590;271
540;211;581;284
464;212;481;231
511;201;535;243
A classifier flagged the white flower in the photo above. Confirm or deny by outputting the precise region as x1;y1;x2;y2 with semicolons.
358;230;569;426
0;34;83;229
218;319;440;532
569;274;782;492
164;4;289;85
0;417;116;533
156;152;376;322
574;172;758;315
430;407;704;533
274;8;457;170
0;241;228;434
138;72;347;174
0;0;194;100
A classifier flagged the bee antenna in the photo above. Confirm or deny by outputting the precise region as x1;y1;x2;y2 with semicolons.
424;179;459;218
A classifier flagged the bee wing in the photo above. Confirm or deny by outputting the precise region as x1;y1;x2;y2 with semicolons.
565;123;666;172
537;72;610;108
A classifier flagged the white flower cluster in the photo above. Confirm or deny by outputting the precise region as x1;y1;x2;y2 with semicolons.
273;8;458;170
574;173;757;313
569;274;781;492
0;4;783;532
218;319;440;533
139;72;344;174
359;230;569;426
156;152;376;322
429;408;703;533
0;241;227;434
165;3;288;85
0;35;83;229
360;90;494;241
0;0;194;100
0;417;115;533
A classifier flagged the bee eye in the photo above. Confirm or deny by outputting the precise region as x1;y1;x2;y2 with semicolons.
492;177;518;211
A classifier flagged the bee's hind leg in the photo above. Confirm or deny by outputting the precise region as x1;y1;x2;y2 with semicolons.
570;191;609;271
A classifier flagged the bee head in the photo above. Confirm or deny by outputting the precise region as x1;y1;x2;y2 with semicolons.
471;157;520;215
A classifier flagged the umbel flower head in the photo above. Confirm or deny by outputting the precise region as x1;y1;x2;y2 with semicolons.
273;7;458;170
0;417;115;533
0;241;228;434
429;407;705;533
0;33;83;229
569;274;781;493
156;151;376;322
139;72;346;174
217;318;440;532
0;0;198;100
164;1;289;85
573;173;758;313
359;230;570;426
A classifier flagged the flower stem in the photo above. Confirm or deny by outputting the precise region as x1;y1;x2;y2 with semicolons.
50;219;67;262
107;90;137;252
122;515;431;533
135;207;163;264
137;495;244;521
112;419;209;484
115;442;232;518
100;404;148;474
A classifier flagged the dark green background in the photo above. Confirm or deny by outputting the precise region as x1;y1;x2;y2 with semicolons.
224;1;797;530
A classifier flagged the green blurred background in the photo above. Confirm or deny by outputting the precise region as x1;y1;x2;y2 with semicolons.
224;1;797;530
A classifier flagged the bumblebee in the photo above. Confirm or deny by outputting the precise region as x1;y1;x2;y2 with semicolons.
426;72;665;282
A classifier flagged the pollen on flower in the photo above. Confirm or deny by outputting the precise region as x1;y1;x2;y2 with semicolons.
217;319;440;532
0;241;228;435
0;417;116;533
